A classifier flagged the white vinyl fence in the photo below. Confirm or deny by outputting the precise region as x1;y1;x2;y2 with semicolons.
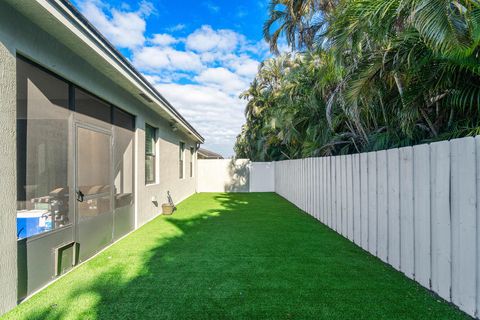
274;137;480;318
197;159;275;192
250;162;275;192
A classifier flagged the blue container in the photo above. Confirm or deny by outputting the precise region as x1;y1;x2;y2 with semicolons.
16;210;51;239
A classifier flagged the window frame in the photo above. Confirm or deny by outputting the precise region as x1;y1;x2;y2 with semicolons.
189;147;195;178
179;141;185;179
145;123;157;185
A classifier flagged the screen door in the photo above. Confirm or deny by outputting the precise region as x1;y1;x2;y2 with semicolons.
75;124;113;262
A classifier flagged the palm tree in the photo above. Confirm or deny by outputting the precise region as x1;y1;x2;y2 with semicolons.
263;0;335;53
236;0;480;160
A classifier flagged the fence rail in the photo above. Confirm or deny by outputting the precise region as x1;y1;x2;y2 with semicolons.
274;137;480;318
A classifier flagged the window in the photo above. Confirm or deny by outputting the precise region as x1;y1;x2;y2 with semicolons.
145;124;157;184
17;58;71;239
179;142;185;179
190;147;194;177
75;88;111;123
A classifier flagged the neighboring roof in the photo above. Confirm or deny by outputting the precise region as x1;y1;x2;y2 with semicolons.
6;0;204;143
198;148;224;159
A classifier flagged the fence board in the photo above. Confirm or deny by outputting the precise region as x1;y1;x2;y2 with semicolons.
377;150;388;262
298;159;302;208
294;160;298;206
294;160;297;204
332;157;337;231
299;161;303;207
368;152;377;255
318;158;321;220
324;157;329;225
360;153;369;251
289;161;292;201
413;144;431;288
291;161;295;204
387;148;400;270
315;158;318;219
312;158;316;219
313;158;316;218
315;158;318;221
341;156;348;237
302;159;306;211
324;159;328;226
307;159;310;212
338;156;344;235
451;138;476;316
308;159;311;214
336;156;342;233
400;147;414;279
332;157;338;230
286;161;290;201
326;157;332;228
305;158;316;217
353;154;361;245
430;141;451;301
476;137;480;316
302;158;310;213
346;155;354;241
318;158;322;220
306;159;310;214
319;157;324;221
291;161;294;203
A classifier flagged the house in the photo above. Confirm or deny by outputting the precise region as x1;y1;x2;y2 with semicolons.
0;0;204;315
197;148;224;159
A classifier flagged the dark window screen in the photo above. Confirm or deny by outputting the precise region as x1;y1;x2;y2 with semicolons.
16;58;71;239
75;88;111;123
113;107;135;131
145;124;156;184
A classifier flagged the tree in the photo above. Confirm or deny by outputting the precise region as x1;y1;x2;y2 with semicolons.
235;0;480;160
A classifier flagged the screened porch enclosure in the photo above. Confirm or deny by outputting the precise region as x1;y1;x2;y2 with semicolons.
16;57;135;300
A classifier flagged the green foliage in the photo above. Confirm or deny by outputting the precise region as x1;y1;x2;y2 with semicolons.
235;0;480;161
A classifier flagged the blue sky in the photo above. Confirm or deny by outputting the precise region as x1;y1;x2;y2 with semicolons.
71;0;276;156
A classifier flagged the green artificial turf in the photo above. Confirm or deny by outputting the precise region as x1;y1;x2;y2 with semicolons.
3;193;470;319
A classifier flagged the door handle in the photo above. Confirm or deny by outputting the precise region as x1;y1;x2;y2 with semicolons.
76;190;85;202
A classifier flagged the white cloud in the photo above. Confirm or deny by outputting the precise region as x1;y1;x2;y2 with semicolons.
154;83;246;156
150;34;179;46
78;0;153;49
133;47;204;72
227;56;260;78
203;1;220;13
186;25;242;53
194;67;249;94
240;39;270;56
166;24;186;32
136;1;155;16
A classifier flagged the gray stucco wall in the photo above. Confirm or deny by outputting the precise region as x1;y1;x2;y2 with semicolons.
0;2;199;313
135;112;197;227
0;23;18;315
